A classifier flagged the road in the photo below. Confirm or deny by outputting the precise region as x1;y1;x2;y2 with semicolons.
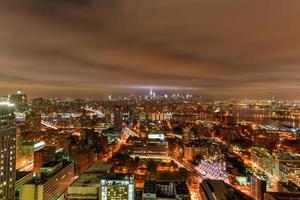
169;155;205;200
99;132;130;162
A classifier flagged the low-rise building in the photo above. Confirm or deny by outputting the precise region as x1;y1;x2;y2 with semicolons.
131;138;168;160
100;173;135;200
143;180;190;200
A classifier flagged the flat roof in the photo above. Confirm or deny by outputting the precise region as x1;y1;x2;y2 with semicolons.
85;162;113;173
41;161;62;168
16;171;32;180
201;179;252;200
26;161;72;185
71;173;103;187
102;173;134;181
265;192;300;199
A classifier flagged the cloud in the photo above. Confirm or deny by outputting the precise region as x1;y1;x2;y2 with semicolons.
0;0;300;98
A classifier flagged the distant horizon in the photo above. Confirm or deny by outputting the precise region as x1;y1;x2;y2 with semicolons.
1;88;300;101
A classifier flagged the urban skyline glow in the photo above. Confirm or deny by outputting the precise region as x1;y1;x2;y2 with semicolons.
1;0;300;98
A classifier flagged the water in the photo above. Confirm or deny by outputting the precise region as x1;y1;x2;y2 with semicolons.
233;108;300;128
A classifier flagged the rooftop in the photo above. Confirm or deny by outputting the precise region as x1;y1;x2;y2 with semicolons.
85;162;113;173
265;192;300;199
26;161;72;185
201;179;252;200
102;173;134;182
70;162;114;187
71;173;103;187
16;171;32;181
143;180;190;197
41;161;62;168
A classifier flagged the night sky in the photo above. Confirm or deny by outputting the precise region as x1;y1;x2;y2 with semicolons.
1;0;300;98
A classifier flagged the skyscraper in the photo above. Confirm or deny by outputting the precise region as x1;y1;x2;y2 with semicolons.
0;100;16;200
9;90;27;112
114;106;123;135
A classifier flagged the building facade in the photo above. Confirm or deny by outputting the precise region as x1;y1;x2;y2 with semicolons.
250;175;267;200
100;174;134;200
0;101;16;200
20;161;74;200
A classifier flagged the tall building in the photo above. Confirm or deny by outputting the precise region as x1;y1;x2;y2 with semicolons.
20;161;74;200
9;90;27;112
0;100;16;200
33;146;56;173
25;112;41;132
251;175;267;200
16;125;26;169
114;106;123;135
183;127;191;145
183;145;195;161
100;174;134;200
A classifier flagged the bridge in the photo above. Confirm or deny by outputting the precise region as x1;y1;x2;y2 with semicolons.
124;127;139;137
84;107;105;118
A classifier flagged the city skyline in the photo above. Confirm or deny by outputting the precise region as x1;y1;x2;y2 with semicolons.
1;2;300;199
1;0;300;98
2;84;300;200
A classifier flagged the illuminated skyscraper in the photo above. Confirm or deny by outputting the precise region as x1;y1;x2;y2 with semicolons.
149;88;153;96
0;101;16;200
